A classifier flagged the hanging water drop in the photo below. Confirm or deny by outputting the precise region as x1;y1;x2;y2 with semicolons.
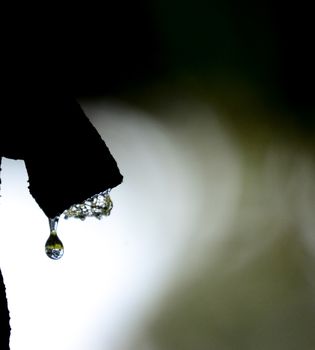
45;217;64;260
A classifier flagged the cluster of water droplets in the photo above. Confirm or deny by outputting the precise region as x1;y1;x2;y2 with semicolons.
45;189;113;260
63;189;113;220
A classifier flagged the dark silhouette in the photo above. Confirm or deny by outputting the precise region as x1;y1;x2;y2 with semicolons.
0;270;10;350
1;91;123;218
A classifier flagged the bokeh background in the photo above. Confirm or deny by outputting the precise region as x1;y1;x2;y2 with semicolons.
1;1;315;349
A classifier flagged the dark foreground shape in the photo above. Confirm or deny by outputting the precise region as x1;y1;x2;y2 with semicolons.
1;91;123;218
0;269;10;350
0;90;123;347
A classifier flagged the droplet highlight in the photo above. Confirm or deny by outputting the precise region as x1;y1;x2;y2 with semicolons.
45;217;64;260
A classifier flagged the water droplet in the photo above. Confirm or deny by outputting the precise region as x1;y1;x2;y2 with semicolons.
45;217;64;260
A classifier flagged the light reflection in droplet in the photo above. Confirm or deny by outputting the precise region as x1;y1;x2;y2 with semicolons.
45;217;64;260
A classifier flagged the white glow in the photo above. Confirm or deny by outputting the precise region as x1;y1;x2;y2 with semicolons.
1;97;314;350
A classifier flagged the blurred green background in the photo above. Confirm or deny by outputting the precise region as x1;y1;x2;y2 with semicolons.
60;0;314;127
76;2;315;349
4;2;315;349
